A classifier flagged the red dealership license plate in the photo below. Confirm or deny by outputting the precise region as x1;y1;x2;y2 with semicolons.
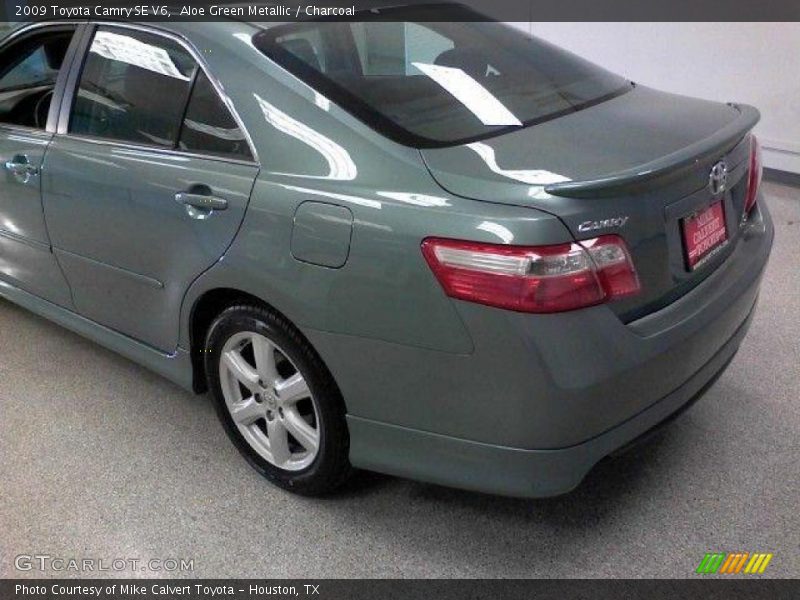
682;200;728;270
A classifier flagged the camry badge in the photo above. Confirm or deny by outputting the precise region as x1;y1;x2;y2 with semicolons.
578;216;630;233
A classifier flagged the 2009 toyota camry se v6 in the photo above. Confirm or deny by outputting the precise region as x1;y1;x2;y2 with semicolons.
0;8;773;497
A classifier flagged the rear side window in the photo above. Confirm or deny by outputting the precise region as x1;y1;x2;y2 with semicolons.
70;28;196;147
178;70;252;161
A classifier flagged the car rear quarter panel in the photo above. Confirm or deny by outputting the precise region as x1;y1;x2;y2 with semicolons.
174;22;571;355
310;200;771;449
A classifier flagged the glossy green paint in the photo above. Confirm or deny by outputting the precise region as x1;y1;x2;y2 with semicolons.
0;127;73;306
0;20;774;496
290;202;354;268
42;135;259;351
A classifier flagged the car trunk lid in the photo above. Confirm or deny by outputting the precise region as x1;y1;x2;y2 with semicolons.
420;86;759;321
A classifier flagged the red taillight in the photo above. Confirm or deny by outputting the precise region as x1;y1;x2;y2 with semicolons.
744;135;763;216
421;235;641;313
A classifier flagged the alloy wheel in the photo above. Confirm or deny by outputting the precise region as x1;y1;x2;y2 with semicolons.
218;332;320;471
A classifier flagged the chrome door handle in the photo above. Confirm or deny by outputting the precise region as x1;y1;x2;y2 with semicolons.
175;192;228;211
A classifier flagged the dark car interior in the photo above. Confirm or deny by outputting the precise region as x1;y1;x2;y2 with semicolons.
0;31;74;129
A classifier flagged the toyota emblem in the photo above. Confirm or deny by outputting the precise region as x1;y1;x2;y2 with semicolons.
709;161;728;196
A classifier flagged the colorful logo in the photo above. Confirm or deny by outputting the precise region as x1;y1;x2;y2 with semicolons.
696;552;773;574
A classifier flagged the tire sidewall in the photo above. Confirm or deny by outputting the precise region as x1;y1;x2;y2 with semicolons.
205;307;343;493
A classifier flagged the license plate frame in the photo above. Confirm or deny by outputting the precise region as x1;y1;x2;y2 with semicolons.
681;199;728;271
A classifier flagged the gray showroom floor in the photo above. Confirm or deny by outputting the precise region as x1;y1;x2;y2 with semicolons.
0;181;798;579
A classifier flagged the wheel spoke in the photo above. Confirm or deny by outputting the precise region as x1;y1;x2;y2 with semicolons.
229;396;265;425
275;373;310;405
252;336;278;385
219;329;321;472
222;350;260;391
267;419;291;465
283;408;319;453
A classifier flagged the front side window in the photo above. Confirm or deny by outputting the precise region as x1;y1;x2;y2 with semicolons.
70;27;196;147
254;7;631;147
0;29;75;129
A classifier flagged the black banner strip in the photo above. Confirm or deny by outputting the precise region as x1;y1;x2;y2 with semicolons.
2;579;800;600
2;0;800;22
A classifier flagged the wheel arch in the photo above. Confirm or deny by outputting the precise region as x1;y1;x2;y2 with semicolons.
186;287;341;405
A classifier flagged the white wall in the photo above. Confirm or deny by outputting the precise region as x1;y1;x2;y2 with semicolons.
511;23;800;174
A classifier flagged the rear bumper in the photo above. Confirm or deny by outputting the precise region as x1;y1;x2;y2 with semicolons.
308;201;773;497
347;306;749;497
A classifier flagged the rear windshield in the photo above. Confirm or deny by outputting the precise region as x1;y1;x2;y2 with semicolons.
253;8;631;148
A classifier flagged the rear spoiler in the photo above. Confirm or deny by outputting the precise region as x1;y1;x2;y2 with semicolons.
544;103;760;198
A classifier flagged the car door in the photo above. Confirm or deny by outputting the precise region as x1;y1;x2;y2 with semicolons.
0;24;79;307
41;24;259;352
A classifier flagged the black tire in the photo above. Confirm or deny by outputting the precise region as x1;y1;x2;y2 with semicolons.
205;304;351;495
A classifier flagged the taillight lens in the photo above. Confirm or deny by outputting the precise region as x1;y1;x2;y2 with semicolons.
421;235;641;313
744;135;763;216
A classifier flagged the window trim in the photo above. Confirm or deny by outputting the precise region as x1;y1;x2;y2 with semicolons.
0;21;84;135
58;21;260;166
